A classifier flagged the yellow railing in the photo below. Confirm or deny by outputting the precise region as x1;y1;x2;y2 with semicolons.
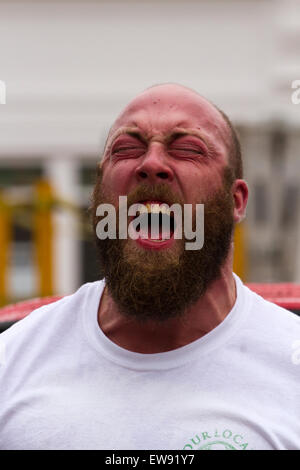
233;221;247;282
0;180;57;305
33;181;54;298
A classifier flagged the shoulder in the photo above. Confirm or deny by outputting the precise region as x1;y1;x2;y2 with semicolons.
244;283;300;336
240;283;300;372
0;281;104;372
0;281;96;338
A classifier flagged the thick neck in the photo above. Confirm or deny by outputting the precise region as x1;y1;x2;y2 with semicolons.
98;250;236;354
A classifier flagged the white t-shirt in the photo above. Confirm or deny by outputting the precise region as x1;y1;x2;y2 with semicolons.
0;274;299;450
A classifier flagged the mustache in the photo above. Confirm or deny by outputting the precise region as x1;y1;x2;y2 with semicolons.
93;166;184;208
125;183;184;209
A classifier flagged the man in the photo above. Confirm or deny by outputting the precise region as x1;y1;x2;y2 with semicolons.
0;84;299;450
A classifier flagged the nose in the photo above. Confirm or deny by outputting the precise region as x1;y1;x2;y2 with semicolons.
135;142;174;183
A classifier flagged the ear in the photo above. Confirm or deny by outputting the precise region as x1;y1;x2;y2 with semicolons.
232;179;249;223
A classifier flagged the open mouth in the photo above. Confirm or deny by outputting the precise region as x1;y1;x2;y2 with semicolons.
131;200;176;249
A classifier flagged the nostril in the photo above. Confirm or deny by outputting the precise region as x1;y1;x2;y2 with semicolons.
157;172;169;179
137;170;170;180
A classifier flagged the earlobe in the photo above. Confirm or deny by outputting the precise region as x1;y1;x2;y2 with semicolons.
233;179;249;223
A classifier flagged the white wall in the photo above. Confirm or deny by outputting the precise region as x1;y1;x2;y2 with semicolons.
2;0;298;154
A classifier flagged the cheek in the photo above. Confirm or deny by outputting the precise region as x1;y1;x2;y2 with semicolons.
178;166;224;203
101;160;136;195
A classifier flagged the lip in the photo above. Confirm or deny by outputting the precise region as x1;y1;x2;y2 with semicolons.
135;235;175;250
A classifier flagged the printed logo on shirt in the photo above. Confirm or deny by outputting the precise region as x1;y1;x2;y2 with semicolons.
182;428;251;450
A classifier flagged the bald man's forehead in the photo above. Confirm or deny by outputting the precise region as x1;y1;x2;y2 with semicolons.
119;85;219;118
107;86;231;152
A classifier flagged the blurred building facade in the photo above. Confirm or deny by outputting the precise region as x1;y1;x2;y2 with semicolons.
0;0;300;303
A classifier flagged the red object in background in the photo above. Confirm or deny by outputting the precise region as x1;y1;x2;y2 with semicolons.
246;283;300;311
0;296;62;324
0;283;300;330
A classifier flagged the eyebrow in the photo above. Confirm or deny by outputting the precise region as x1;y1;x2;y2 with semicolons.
106;126;213;152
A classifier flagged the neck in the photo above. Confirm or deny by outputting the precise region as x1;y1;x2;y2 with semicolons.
98;253;237;354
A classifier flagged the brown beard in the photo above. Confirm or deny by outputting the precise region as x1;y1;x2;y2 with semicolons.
90;166;235;324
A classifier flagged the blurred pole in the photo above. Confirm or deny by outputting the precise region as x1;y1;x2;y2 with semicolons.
44;158;80;296
33;181;54;297
233;221;247;282
0;192;11;306
280;130;300;281
241;127;275;281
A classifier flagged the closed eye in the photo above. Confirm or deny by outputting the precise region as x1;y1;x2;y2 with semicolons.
168;135;207;158
111;134;146;158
